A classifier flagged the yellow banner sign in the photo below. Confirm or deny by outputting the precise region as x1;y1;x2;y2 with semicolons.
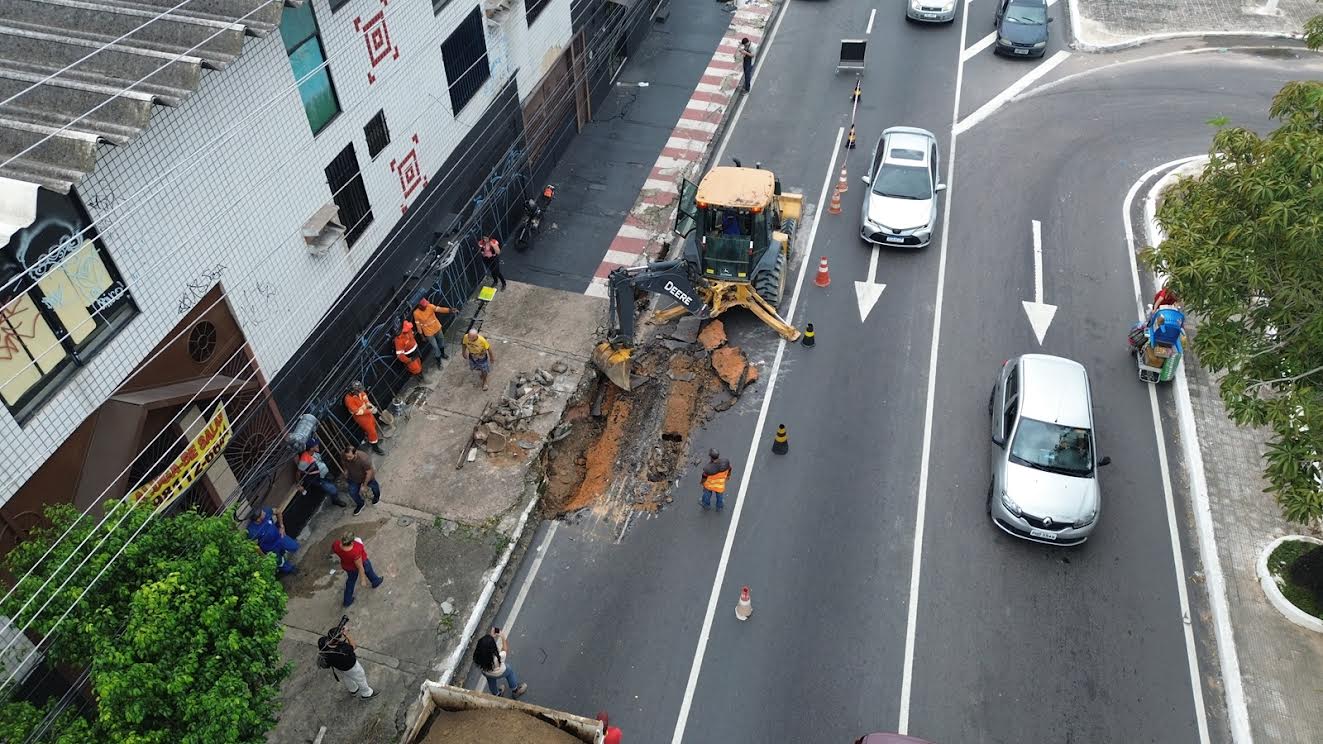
130;403;232;514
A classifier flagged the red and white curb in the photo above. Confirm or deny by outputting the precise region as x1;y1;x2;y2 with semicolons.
585;0;777;298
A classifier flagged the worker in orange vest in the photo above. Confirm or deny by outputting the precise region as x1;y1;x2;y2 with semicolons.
412;298;456;370
699;448;732;512
344;381;385;455
394;320;422;376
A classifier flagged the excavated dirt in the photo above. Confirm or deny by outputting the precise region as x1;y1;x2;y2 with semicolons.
537;318;760;519
420;708;581;744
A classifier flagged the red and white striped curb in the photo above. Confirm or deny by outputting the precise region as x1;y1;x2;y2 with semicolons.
585;0;776;298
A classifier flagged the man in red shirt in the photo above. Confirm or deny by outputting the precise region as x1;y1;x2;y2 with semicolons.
596;712;622;744
331;532;384;607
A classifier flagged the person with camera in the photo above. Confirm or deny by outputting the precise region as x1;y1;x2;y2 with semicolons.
316;618;375;699
472;627;527;698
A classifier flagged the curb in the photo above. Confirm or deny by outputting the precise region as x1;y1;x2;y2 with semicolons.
584;0;783;298
1065;0;1304;51
1139;155;1254;744
1256;535;1323;634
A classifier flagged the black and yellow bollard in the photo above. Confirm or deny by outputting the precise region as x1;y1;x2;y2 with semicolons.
851;78;862;104
802;323;816;347
846;124;856;150
771;424;789;455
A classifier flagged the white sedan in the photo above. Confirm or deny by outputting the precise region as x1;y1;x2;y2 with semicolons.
860;126;946;249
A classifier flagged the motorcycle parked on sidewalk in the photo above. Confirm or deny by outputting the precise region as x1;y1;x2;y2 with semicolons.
513;184;555;252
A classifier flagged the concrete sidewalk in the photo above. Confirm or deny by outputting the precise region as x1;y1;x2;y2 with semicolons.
1143;164;1323;744
1068;0;1312;48
267;282;603;744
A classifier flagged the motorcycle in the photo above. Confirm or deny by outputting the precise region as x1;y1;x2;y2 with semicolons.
513;184;555;252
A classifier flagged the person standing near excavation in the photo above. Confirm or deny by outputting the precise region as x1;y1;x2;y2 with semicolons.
344;381;385;455
479;236;508;291
700;448;733;512
462;329;495;392
412;298;456;369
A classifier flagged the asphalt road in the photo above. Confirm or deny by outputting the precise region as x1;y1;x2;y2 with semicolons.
472;2;1320;742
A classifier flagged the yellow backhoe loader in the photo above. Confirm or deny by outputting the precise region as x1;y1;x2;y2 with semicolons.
591;162;803;390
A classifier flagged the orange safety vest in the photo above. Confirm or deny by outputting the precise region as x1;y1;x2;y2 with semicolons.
412;304;449;338
345;391;372;417
702;468;730;493
394;330;418;361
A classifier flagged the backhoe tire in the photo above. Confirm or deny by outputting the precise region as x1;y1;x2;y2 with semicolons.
780;218;797;236
753;248;787;308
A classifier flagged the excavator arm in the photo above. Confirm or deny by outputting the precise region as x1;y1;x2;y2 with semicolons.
594;260;709;390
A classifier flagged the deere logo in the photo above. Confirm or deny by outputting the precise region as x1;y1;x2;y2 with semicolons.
664;281;693;307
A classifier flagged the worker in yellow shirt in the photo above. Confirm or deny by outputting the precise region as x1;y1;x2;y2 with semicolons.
462;329;495;391
412;298;456;370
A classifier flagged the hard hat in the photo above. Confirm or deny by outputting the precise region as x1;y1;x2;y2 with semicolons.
709;448;720;459
401;320;413;333
306;437;320;450
350;380;364;391
418;297;430;307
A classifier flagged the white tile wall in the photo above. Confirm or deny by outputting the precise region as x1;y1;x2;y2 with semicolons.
0;0;575;507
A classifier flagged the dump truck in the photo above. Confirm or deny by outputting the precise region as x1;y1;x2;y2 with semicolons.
401;682;606;744
591;161;804;389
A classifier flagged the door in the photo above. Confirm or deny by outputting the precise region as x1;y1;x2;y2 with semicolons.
674;178;699;238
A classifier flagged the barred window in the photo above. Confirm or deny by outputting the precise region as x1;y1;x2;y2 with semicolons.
365;110;391;159
527;0;552;25
325;144;374;247
441;8;491;115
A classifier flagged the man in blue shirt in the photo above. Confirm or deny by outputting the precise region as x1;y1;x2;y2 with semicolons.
247;506;299;574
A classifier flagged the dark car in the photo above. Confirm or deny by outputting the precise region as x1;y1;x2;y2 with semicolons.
993;0;1053;58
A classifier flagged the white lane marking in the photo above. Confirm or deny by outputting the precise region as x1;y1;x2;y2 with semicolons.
470;521;561;692
1021;219;1056;344
1123;157;1236;744
962;32;997;61
853;244;887;322
867;8;877;34
954;50;1070;135
897;0;970;735
711;0;792;168
671;127;845;744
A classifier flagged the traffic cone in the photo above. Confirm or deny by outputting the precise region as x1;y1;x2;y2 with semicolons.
846;124;856;150
828;188;842;215
836;166;848;194
771;424;788;454
814;256;831;287
802;323;815;347
735;586;753;621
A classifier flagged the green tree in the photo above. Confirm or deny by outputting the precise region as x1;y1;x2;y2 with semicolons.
0;503;289;743
0;699;93;743
1141;26;1323;527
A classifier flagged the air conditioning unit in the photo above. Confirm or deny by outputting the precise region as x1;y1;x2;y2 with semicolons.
302;202;347;257
482;0;512;20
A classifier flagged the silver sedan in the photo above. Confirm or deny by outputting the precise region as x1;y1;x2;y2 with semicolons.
860;127;945;249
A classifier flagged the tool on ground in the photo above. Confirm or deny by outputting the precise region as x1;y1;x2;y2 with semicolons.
802;323;815;347
836;166;849;193
815;257;831;287
591;161;804;390
772;424;789;454
828;187;842;215
736;585;753;621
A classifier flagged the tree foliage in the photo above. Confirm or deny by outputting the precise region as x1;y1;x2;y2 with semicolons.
1140;39;1323;524
0;503;289;743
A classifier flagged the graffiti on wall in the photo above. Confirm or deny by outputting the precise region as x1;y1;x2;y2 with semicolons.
177;264;226;314
354;0;399;85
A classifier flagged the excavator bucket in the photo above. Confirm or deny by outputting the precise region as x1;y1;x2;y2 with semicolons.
592;342;635;391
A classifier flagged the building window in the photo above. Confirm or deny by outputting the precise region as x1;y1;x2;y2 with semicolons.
527;0;552;25
0;189;137;421
432;0;453;14
364;110;391;159
329;0;351;11
325;144;374;247
280;2;341;135
441;8;491;115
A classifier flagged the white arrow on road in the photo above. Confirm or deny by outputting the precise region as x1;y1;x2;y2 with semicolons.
1021;219;1057;344
854;244;887;321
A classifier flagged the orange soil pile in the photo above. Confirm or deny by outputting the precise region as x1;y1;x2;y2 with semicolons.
663;355;704;438
421;708;581;744
698;319;727;351
710;346;757;391
561;392;632;513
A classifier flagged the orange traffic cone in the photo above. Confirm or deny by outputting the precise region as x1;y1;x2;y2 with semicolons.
814;256;831;287
828;188;842;215
735;586;752;621
836;166;848;194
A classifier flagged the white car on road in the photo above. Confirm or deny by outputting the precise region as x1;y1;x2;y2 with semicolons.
860;126;945;249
